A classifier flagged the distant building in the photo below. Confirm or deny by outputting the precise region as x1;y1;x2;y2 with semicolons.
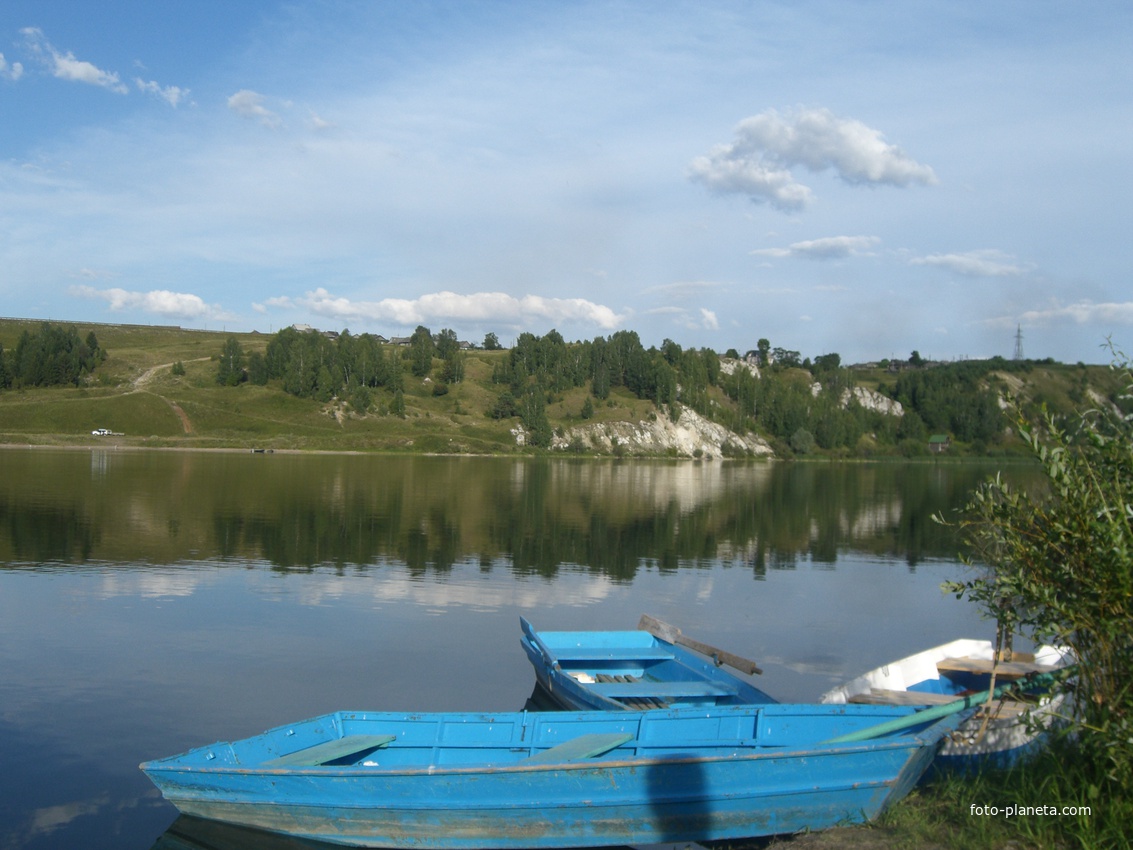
928;434;951;454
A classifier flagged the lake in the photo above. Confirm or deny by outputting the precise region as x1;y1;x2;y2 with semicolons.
0;448;1038;849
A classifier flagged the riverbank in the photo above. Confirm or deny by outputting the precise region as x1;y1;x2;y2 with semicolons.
3;318;1120;461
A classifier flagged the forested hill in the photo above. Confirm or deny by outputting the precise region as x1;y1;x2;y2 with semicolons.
0;319;1126;457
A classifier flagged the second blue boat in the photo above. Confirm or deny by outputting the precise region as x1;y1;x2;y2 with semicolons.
520;615;776;710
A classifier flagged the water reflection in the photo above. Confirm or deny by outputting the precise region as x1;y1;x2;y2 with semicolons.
0;449;1035;575
0;449;1040;850
153;816;343;850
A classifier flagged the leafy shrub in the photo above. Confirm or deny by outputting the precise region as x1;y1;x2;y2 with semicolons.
945;350;1132;789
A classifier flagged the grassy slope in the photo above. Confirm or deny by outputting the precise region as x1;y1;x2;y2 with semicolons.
0;318;1122;454
0;321;531;452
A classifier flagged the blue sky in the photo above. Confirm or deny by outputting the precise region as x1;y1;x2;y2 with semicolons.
2;1;1130;364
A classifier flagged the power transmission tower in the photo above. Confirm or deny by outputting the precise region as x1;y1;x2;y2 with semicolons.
1013;325;1024;360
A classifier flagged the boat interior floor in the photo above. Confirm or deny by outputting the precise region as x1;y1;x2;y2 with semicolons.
593;673;669;709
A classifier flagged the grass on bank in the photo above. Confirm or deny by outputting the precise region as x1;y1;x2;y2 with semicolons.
0;386;183;437
879;739;1130;850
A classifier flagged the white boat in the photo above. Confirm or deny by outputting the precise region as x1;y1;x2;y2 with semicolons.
820;639;1073;770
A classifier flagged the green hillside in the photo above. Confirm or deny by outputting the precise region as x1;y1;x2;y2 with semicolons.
0;318;1126;457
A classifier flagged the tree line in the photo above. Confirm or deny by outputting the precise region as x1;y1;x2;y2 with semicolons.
209;324;1107;455
0;323;106;389
215;325;478;417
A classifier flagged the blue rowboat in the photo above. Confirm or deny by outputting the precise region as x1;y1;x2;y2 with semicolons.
820;638;1073;770
520;616;776;711
141;703;970;848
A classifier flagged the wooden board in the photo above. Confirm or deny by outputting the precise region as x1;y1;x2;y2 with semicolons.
937;656;1058;680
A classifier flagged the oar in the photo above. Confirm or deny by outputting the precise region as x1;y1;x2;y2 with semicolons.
637;614;763;675
821;667;1072;744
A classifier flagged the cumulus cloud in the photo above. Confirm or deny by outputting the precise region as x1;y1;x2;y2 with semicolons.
72;285;235;321
699;308;719;330
0;53;23;81
285;288;626;330
135;78;188;107
752;235;880;260
21;28;127;93
227;89;282;128
690;107;936;211
911;249;1031;277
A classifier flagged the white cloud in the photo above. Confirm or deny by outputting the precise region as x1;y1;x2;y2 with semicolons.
690;151;811;211
287;288;627;330
911;249;1031;277
1018;300;1133;326
21;28;127;94
644;305;717;332
307;111;333;130
752;235;880;260
690;107;936;211
0;53;23;81
135;78;188;107
71;285;235;321
641;280;726;298
254;296;296;314
227;89;282;128
73;267;118;281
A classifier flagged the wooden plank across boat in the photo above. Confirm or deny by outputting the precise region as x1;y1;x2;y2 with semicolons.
520;616;775;711
141;703;972;848
820;638;1074;770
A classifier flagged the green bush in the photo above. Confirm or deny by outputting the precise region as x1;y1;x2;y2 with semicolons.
945;351;1133;790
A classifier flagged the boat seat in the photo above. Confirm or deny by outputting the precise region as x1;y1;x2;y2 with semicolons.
590;681;737;699
553;647;676;662
521;732;635;765
264;734;397;767
937;657;1058;680
848;688;960;706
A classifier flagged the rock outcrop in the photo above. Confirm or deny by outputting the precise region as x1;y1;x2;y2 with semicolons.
842;386;904;417
534;407;773;458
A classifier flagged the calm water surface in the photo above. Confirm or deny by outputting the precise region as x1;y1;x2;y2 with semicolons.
0;448;1039;849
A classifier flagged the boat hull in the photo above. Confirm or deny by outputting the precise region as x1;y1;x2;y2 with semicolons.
821;639;1072;770
142;705;963;848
